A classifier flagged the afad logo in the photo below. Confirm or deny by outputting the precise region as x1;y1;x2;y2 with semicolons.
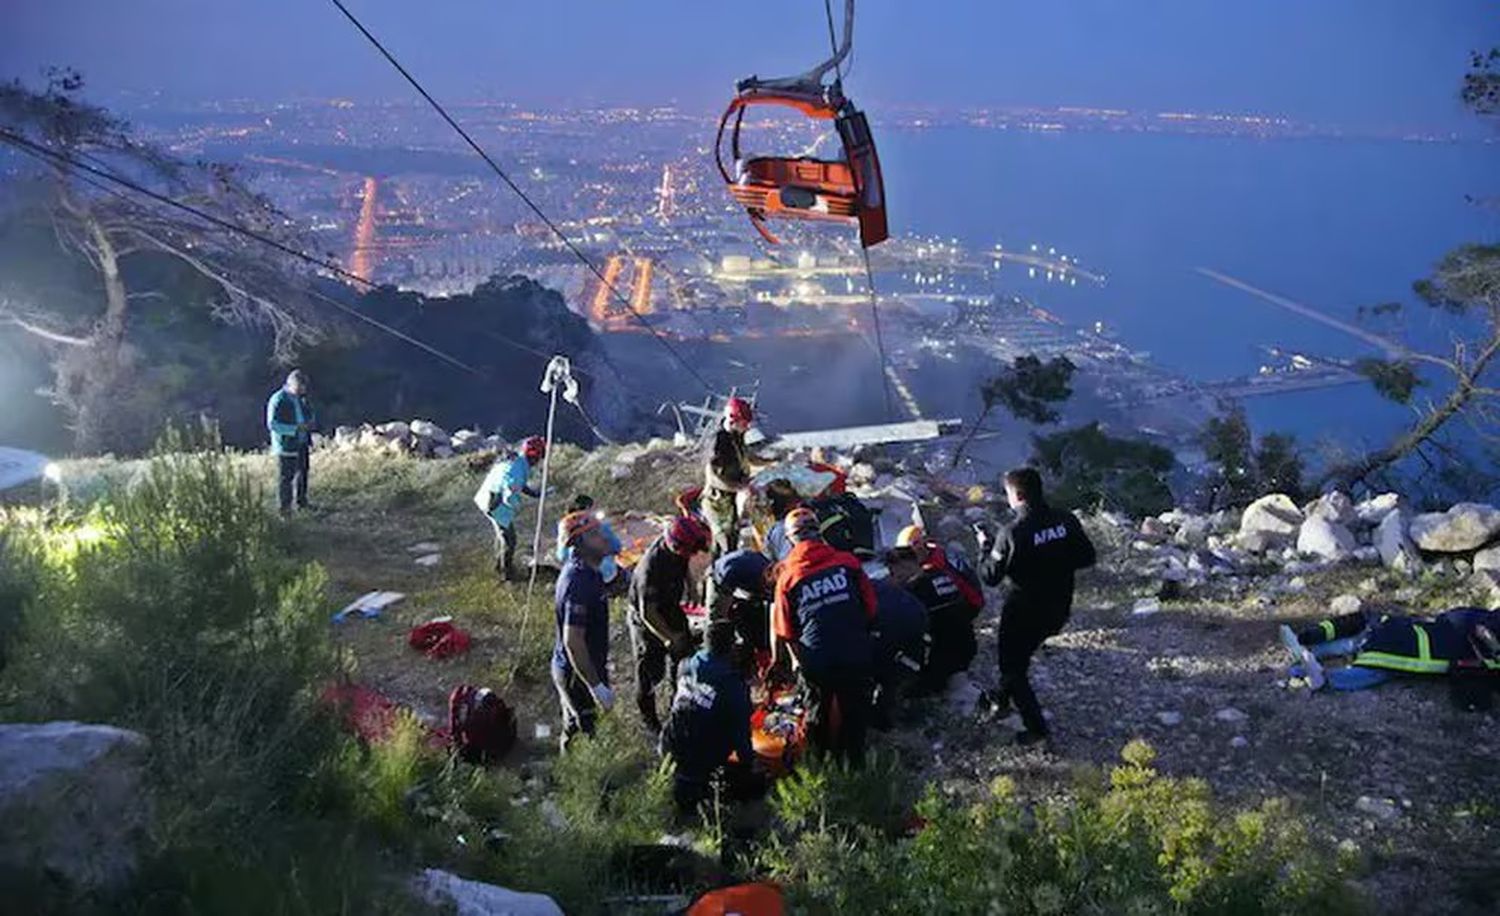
1032;524;1068;547
797;568;850;606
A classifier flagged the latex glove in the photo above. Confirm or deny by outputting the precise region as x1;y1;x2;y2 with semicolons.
589;683;615;712
972;522;995;552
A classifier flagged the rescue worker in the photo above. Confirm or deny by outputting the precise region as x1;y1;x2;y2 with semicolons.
759;478;802;562
890;525;985;695
552;511;616;750
1280;606;1500;692
628;515;713;734
702;397;756;558
659;620;756;817
772;507;877;765
555;494;624;589
870;576;928;729
977;468;1096;746
473;436;546;582
710;548;774;655
266;369;317;516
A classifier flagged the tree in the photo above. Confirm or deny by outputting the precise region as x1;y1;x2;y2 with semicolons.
0;72;324;452
950;353;1075;467
1032;422;1175;517
1199;407;1306;508
1320;51;1500;493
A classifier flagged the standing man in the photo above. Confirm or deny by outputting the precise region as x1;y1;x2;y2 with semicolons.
552;511;616;750
473;436;547;582
628;515;712;734
772;507;877;765
266;369;317;517
977;468;1096;747
702;397;756;558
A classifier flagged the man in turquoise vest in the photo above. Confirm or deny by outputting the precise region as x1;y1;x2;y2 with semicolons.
266;369;317;515
473;436;547;582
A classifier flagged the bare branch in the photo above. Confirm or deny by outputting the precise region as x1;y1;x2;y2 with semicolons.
2;314;90;346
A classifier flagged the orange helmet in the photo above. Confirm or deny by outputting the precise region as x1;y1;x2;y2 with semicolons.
559;510;601;547
896;525;927;548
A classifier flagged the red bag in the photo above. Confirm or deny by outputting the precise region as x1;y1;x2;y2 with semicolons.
448;684;517;765
688;882;785;916
408;618;472;659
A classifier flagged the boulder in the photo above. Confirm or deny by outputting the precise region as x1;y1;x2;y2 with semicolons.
1354;493;1402;526
333;425;360;450
1472;543;1500;573
410;419;450;445
377;420;411;441
1239;494;1304;540
1139;517;1170;541
1330;594;1364;616
1409;503;1500;553
0;722;150;893
412;869;564;916
451;429;482;453
1297;517;1357;562
1305;491;1356;527
433;445;455;460
1375;511;1421;572
1471;569;1500;601
1173;515;1212;548
357;428;386;451
1235;530;1281;555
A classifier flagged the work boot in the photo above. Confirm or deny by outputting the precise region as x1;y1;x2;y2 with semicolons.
976;688;1012;721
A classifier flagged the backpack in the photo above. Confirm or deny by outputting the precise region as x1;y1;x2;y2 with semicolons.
448;684;517;764
806;493;877;558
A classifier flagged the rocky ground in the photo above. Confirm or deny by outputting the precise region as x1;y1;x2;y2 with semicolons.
268;427;1500;914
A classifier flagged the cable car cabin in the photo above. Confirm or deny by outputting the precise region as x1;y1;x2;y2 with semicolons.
715;86;888;249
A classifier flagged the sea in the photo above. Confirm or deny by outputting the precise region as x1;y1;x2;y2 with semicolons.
878;126;1500;457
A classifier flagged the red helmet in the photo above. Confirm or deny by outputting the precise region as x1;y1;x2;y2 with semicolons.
521;436;547;461
725;397;753;429
665;515;711;556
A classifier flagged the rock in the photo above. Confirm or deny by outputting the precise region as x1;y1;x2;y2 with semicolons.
1297;517;1357;562
1474;544;1500;573
1173;515;1211;548
451;430;482;453
1354;493;1402;526
377;420;411;441
0;722;150;893
414;553;442;568
1375;511;1421;572
1214;707;1248;724
1208;508;1241;534
1306;491;1356;526
1352;546;1380;565
1471;569;1500;600
410;419;450;445
1240;494;1305;540
1354;796;1400;821
1330;594;1364;616
1155;711;1183;727
412;869;564;916
357;428;386;451
333;425;360;449
1132;598;1162;616
1139;517;1171;541
408;542;441;553
609;463;632;481
433;445;455;460
1236;530;1280;555
1286;576;1308;593
1409;503;1500;553
1229;735;1250;749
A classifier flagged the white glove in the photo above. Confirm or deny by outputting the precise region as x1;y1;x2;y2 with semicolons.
589;683;615;712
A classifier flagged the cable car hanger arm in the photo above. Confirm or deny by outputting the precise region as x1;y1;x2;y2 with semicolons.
737;0;854;95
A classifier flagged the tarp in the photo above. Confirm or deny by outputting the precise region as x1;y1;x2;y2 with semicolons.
0;447;49;491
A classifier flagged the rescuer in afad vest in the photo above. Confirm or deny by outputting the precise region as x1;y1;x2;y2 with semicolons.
977;467;1096;747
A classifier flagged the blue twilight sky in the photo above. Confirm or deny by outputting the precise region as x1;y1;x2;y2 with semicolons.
1;1;1496;127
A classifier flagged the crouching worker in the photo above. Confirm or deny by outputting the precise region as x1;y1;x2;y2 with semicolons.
474;436;547;582
660;621;760;818
890;525;985;695
711;548;775;658
1279;606;1500;694
870;577;928;730
772;508;877;766
551;512;616;750
629;515;712;735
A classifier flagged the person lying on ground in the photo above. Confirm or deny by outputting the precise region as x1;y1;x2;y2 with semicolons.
1279;606;1500;691
870;575;929;730
551;512;616;751
555;494;623;587
660;620;761;818
628;515;713;735
976;467;1097;747
772;507;877;767
888;525;985;696
474;436;546;582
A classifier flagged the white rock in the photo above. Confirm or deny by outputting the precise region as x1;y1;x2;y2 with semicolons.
1173;516;1211;547
414;553;442;568
1214;707;1249;724
412;869;564;916
1354;493;1402;526
1297;516;1357;562
609;463;632;481
408;542;441;553
1474;544;1500;573
433;445;455;460
0;722;150;892
1471;569;1500;600
410;419;450;445
1132;598;1162;616
1375;511;1421;572
1139;517;1171;541
1239;494;1305;539
1330;594;1364;616
377;420;411;441
1286;576;1308;593
333;425;359;448
1155;711;1183;726
1354;796;1400;821
1306;491;1356;526
1409;503;1500;553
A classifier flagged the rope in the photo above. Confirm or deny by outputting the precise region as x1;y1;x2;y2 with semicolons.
861;245;898;421
522;378;561;634
327;0;715;396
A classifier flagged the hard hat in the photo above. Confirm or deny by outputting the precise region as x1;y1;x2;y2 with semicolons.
785;507;822;544
521;436;547;461
559;511;601;547
665;515;711;556
286;369;308;390
725;396;753;428
896;525;926;548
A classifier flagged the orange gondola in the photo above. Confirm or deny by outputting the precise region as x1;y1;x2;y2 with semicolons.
713;0;888;248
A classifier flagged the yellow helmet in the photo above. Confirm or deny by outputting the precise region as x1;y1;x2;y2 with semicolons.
895;524;926;548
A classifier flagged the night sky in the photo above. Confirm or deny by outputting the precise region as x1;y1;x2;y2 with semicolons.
2;1;1496;128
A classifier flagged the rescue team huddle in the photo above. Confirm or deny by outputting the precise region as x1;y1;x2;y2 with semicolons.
268;371;1499;819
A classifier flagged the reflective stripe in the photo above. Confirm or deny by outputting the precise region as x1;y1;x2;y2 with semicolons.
1413;624;1432;663
1353;650;1449;675
1319;620;1336;642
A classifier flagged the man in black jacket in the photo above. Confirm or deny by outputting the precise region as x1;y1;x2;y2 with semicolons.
628;515;712;734
978;467;1096;746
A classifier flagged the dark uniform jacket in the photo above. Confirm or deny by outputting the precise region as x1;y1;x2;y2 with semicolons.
980;502;1096;627
628;538;693;654
661;650;753;782
706;427;750;494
